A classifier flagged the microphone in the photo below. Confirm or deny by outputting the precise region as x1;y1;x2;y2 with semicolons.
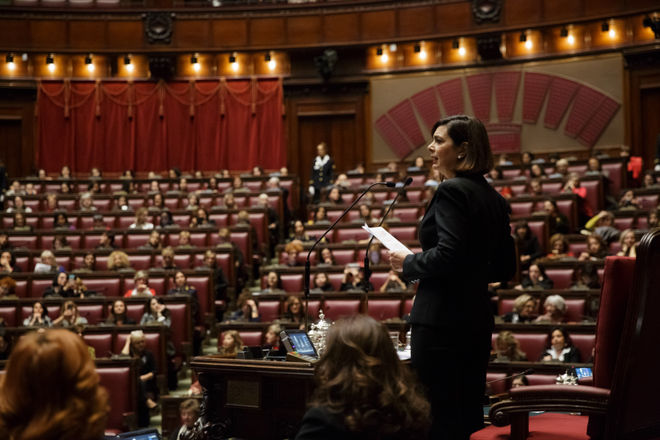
363;176;414;308
303;181;394;331
486;368;535;385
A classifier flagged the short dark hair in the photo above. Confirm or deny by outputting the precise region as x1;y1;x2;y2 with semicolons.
432;115;494;175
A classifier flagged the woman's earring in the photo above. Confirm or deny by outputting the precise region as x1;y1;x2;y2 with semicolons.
458;154;465;160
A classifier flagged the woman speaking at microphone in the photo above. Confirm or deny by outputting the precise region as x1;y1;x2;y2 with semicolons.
389;115;515;440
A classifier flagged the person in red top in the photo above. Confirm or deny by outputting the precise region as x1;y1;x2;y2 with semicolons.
124;270;156;297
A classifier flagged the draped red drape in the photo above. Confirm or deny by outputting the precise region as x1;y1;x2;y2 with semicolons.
36;78;285;173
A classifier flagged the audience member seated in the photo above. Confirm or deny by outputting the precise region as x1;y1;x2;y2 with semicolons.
584;210;620;244
529;163;546;179
130;207;154;230
542;199;571;235
646;210;659;231
190;207;216;229
534;294;567;324
23;301;52;327
0;277;17;299
340;265;373;292
196;250;228;303
114;194;131;212
617;229;637;257
122;330;158;427
140;230;163;251
281;296;310;330
53;300;89;327
366;242;383;266
140;297;172;327
543;233;575;261
0;329;108;440
295;315;430;439
511;374;529;388
549;158;569;179
74;252;97;273
52;234;71;251
264;323;282;350
288;220;312;243
317;247;335;266
124;270;156;297
501;293;537;323
539;327;581;363
283;240;304;267
491;331;528;362
515;263;553;290
105;299;136;326
169;399;201;440
44;193;59;212
642;171;659;188
96;231;116;251
54;211;74;230
6;196;32;214
12;212;32;232
618;190;642;210
0;251;19;274
227;290;260;322
324;186;343;206
356;203;380;224
35;250;64;273
570;263;601;290
514;220;543;269
159;210;175;228
578;233;609;261
176;230;195;249
219;329;243;357
262;271;284;294
43;272;75;298
158;246;177;270
79;192;97;212
379;270;407;292
311;272;333;293
310;206;330;225
108;250;133;272
168;271;200;322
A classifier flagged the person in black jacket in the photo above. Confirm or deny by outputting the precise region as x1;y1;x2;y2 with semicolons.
122;330;158;427
514;220;543;270
515;263;554;291
539;327;581;363
296;315;430;439
389;116;515;440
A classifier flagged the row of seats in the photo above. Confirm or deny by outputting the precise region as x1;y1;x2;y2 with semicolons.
13;177;297;195
6;192;284;214
497;289;600;320
3;272;215;322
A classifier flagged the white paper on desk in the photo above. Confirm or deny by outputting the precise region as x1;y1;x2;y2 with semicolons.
362;224;413;254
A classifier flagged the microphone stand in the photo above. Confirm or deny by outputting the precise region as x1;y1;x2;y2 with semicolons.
304;181;395;332
363;177;413;317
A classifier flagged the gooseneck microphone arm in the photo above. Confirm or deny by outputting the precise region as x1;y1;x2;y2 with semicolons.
363;177;413;311
303;180;395;332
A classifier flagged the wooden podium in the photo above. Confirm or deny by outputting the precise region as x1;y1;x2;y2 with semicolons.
190;355;315;440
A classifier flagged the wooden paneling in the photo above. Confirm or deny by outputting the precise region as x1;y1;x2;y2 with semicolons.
68;21;106;50
322;13;360;43
250;17;286;47
503;0;542;26
360;10;396;41
175;20;211;49
286;16;322;46
398;6;435;38
542;0;585;22
583;0;623;15
0;88;36;179
434;2;472;34
0;19;30;48
211;19;248;48
107;21;143;49
30;20;67;49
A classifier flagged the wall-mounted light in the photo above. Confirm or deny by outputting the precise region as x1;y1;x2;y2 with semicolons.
124;54;134;73
85;54;94;73
229;53;238;72
5;53;15;71
414;43;427;61
46;54;55;72
265;52;276;70
191;54;200;72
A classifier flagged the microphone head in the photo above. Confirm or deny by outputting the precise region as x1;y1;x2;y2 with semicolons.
403;177;413;186
384;181;396;188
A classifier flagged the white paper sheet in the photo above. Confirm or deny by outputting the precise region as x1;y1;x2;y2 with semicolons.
362;224;413;254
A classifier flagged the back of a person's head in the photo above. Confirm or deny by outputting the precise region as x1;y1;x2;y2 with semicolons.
312;315;430;437
0;329;108;440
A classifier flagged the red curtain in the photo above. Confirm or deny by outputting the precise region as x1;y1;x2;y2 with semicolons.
37;78;285;173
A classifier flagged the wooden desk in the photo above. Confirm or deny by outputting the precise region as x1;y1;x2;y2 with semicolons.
190;355;315;440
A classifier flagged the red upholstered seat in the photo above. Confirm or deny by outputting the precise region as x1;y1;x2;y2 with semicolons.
14;256;29;272
125;276;165;296
0;305;17;327
280;274;303;292
154;254;191;269
84;333;113;358
637;194;658;210
322;299;361;321
258;301;282;322
407;189;422;202
403;298;413;316
167;302;190;355
367;299;402;321
330;249;356;265
124;304;144;322
164;197;180;210
571;333;595;362
510;202;534;217
128;254;152;270
83;233;106;248
85;278;121;297
512;333;546;361
580;179;602;211
77;304;104;325
613;217;634;231
472;409;589;440
127;198;145;210
487;372;507;396
172;214;191;228
525;374;558;386
568;241;587;255
9;235;38;249
116;216;135;229
393;207;420;222
335;228;370;242
389;225;417;241
327;273;344;291
369;272;390;291
564;299;586;322
544;268;574;289
502;169;522;179
114;332;162;369
21;304;58;321
236;331;263;347
185;276;211;320
307;300;321;319
14;280;27;297
209;213;229;227
230;231;250;261
92;199;112;211
97;366;136;433
31;279;54;298
541;182;562;194
125;234;151;249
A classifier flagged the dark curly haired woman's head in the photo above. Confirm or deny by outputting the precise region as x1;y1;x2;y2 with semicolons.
309;315;430;438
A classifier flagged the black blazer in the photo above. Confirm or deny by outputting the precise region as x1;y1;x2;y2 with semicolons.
403;174;515;329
